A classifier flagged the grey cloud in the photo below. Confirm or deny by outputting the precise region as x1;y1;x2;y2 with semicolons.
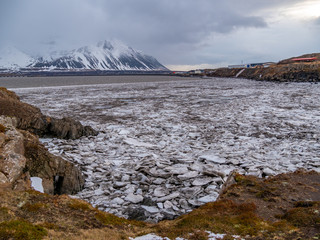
1;0;268;51
0;0;317;67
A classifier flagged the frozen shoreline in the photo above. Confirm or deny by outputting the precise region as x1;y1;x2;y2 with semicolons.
14;77;320;222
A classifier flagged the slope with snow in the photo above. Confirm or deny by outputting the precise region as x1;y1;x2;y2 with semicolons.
0;40;168;71
31;40;168;71
0;46;34;70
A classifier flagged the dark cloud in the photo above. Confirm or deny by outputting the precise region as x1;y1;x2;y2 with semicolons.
0;0;318;67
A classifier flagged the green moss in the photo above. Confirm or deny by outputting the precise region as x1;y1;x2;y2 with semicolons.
155;200;268;239
68;199;91;211
95;211;128;226
281;204;320;227
21;202;47;212
0;207;12;222
0;220;47;240
39;222;59;230
234;174;257;187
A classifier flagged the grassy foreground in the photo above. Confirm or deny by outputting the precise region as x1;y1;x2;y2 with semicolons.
0;170;319;239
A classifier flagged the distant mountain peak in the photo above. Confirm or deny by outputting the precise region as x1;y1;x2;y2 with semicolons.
97;40;114;50
0;41;168;71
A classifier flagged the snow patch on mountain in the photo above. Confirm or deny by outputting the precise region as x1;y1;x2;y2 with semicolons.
0;40;168;71
0;46;34;69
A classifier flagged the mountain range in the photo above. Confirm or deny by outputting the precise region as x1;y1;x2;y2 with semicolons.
0;40;168;71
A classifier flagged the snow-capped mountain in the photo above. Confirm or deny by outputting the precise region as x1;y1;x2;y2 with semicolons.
0;46;34;70
0;40;168;71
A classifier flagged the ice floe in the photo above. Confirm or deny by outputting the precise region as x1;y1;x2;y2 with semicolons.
14;77;320;222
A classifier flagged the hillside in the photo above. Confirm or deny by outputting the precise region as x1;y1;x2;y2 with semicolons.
207;53;320;82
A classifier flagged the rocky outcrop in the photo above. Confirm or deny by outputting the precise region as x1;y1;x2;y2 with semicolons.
0;116;84;194
0;117;30;191
49;117;98;140
0;87;97;139
208;63;320;82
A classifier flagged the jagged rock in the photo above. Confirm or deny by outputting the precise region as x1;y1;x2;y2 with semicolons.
0;87;97;139
49;117;98;140
0;116;84;194
0;119;28;187
126;206;147;221
22;130;85;194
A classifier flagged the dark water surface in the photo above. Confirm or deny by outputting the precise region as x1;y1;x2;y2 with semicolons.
0;75;196;89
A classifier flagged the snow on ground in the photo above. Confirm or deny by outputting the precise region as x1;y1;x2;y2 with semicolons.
14;77;320;222
30;177;44;193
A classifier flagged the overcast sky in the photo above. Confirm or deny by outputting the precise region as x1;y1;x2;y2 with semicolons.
1;0;320;70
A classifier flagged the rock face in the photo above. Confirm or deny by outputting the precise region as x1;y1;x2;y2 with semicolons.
0;87;97;139
0;116;84;194
49;117;98;140
0;117;29;190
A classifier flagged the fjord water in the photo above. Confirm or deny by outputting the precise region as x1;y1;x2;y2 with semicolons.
0;75;188;89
